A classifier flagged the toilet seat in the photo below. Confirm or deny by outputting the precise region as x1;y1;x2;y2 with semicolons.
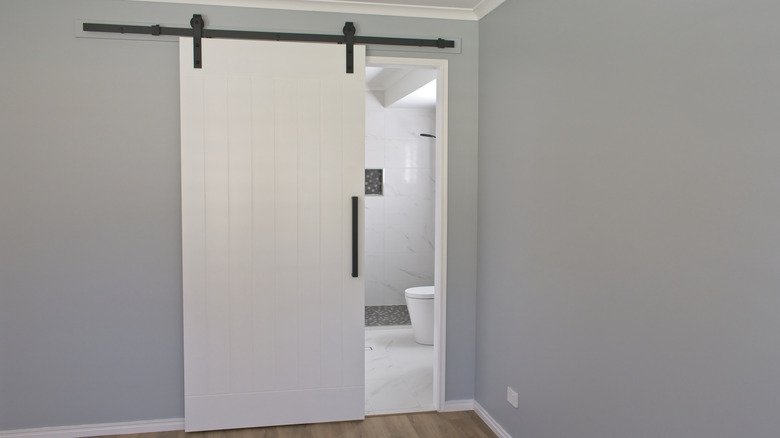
405;286;434;299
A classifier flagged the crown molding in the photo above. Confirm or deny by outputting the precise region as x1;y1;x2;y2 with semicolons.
126;0;505;21
473;0;505;19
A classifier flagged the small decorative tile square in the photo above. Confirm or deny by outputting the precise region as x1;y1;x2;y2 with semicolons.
365;169;384;196
365;305;411;326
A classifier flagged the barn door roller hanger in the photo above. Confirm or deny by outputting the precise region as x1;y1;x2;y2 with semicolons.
83;14;455;73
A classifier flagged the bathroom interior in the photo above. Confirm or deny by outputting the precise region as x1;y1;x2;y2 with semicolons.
363;65;438;415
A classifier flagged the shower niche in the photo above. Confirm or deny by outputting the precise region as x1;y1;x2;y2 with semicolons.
365;169;384;196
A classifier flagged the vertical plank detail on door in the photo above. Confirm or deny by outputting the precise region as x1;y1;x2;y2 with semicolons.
227;78;253;394
203;78;231;394
319;80;345;388
297;79;324;390
181;76;207;397
182;38;365;432
250;78;276;393
273;78;299;390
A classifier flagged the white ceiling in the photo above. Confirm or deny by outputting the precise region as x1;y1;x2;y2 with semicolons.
128;0;505;20
366;66;437;108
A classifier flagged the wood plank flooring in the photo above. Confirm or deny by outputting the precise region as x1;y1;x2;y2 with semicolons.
98;411;496;438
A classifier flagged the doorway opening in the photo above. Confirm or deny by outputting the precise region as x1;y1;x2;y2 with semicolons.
362;57;449;415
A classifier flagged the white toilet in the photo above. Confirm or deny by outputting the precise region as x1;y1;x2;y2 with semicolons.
405;286;435;345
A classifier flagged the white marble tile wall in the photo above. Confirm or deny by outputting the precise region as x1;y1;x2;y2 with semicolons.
365;92;436;306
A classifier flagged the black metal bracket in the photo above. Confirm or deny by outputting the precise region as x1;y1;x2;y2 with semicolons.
343;22;356;74
83;14;456;74
190;14;204;68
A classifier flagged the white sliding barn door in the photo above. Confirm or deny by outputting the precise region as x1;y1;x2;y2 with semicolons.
180;38;365;432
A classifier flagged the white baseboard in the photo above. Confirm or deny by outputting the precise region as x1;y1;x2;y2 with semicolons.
474;402;512;438
0;418;184;438
1;405;509;438
441;399;475;412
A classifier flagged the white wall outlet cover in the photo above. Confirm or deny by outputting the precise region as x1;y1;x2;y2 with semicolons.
507;386;519;408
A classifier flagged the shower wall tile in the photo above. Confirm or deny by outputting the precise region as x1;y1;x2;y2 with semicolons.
366;109;385;139
364;91;435;306
384;251;435;298
384;197;435;230
366;253;396;306
365;138;386;168
365;193;385;213
365;196;385;257
384;109;435;139
365;254;384;282
383;169;434;200
365;198;387;305
366;224;385;256
366;283;401;306
384;223;435;255
385;139;434;169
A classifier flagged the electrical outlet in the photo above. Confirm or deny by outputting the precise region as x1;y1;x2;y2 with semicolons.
507;386;519;408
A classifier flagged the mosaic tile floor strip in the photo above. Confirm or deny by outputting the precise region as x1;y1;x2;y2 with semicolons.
365;305;411;326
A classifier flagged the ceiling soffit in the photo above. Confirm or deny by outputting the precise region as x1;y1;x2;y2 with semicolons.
127;0;505;21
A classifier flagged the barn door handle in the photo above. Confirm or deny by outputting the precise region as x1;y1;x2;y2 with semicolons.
352;196;358;278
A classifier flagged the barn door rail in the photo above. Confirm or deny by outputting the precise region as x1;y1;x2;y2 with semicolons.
83;14;455;73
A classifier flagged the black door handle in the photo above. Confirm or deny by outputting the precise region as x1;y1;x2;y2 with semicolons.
351;196;358;278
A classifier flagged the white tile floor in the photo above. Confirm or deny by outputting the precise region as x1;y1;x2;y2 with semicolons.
365;326;434;415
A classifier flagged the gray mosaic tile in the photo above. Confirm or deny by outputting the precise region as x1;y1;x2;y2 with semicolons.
365;305;411;326
365;169;384;196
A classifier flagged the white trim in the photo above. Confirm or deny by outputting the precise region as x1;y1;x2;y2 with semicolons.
125;0;505;21
441;399;475;412
0;418;184;438
474;402;513;438
434;59;449;413
473;0;505;19
366;56;448;413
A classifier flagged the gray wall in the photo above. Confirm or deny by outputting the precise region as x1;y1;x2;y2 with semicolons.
0;0;477;430
476;1;780;437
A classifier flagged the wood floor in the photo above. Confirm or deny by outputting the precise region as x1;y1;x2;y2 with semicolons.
99;411;497;438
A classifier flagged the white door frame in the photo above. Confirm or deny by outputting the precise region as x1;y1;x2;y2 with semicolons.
366;56;449;411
